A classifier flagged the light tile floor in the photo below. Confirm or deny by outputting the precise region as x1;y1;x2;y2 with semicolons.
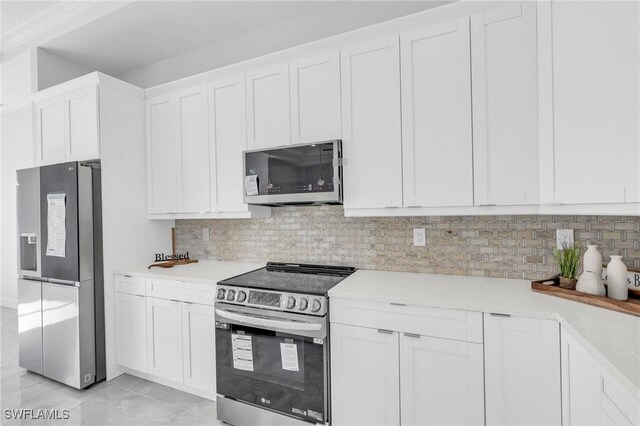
1;308;224;425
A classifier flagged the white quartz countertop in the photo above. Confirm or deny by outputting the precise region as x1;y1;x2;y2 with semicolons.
329;270;640;397
114;260;264;285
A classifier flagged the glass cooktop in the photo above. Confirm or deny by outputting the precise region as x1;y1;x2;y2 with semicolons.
218;262;356;296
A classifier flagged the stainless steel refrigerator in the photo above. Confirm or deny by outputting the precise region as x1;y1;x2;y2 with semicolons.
17;161;105;389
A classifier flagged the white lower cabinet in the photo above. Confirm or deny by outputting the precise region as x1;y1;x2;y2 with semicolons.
114;292;148;372
561;328;639;426
114;275;216;398
484;313;561;426
400;334;484;426
330;301;484;426
147;297;183;383
182;303;216;393
331;324;400;426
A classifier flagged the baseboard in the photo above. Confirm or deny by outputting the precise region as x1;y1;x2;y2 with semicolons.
120;367;216;401
0;297;17;309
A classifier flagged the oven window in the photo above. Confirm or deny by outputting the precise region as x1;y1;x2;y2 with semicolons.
228;325;306;390
245;142;335;195
216;323;326;423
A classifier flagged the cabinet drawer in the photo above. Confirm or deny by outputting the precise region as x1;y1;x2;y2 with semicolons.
182;281;216;306
114;274;146;296
330;298;483;343
146;278;184;300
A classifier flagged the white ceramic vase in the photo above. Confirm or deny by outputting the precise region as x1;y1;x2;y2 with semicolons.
583;244;602;276
607;255;628;301
576;271;606;296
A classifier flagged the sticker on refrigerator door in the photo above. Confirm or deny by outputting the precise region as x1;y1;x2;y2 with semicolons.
45;193;66;258
232;334;254;371
280;343;299;371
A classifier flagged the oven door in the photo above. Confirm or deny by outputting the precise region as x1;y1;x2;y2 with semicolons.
215;303;328;424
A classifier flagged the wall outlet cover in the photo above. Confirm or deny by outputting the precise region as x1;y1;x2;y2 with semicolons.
413;229;426;247
202;228;210;241
556;229;574;249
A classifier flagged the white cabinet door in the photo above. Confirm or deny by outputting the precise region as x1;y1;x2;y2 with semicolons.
147;297;183;383
401;18;473;208
290;51;341;144
65;85;100;161
331;324;400;426
36;95;66;165
176;86;210;213
210;75;249;213
539;1;639;204
246;63;291;149
182;303;215;393
471;3;539;206
560;328;604;426
341;37;403;209
115;292;148;372
146;95;178;214
484;313;561;426
400;334;484;426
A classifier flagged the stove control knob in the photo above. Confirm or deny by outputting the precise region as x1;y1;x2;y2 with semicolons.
299;298;309;311
286;296;296;310
227;289;236;301
217;288;226;300
236;290;247;303
311;299;322;313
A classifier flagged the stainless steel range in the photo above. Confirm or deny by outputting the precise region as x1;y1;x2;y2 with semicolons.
214;262;355;426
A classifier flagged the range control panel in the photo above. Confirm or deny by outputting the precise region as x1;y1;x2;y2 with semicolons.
215;285;327;316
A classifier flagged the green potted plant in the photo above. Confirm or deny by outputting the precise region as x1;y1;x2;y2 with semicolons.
552;242;582;290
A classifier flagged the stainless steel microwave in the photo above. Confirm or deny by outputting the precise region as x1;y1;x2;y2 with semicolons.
243;140;343;206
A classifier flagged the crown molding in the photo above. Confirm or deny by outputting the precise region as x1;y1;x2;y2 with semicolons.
1;1;133;61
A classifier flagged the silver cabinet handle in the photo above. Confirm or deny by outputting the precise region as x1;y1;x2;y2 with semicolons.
390;302;406;307
377;329;394;334
490;312;511;317
124;275;132;278
404;333;421;339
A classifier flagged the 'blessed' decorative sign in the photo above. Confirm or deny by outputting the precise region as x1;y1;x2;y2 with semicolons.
154;252;190;262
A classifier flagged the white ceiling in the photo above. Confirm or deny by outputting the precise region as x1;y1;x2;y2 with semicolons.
33;1;450;77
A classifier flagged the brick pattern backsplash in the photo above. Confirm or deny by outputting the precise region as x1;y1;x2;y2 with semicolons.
175;206;640;281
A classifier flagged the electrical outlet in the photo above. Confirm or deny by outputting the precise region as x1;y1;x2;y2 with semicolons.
202;228;210;241
556;229;574;249
413;229;426;247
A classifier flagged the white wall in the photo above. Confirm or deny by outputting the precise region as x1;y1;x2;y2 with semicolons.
117;1;450;88
36;48;94;91
0;50;36;308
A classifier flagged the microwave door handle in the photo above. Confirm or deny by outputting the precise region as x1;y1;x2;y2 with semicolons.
214;308;322;332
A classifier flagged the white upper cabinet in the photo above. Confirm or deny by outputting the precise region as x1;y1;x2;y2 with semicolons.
176;86;210;213
65;85;100;162
246;63;291;149
36;96;66;165
290;51;341;144
484;313;561;426
471;3;539;206
341;36;403;209
400;18;473;208
209;75;249;213
400;334;484;426
538;1;639;205
146;94;178;214
35;84;100;165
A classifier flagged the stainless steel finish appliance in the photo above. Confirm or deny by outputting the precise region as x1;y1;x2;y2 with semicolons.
16;161;105;389
243;140;343;206
215;262;355;426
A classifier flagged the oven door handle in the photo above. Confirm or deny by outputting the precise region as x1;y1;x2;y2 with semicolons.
215;308;322;332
